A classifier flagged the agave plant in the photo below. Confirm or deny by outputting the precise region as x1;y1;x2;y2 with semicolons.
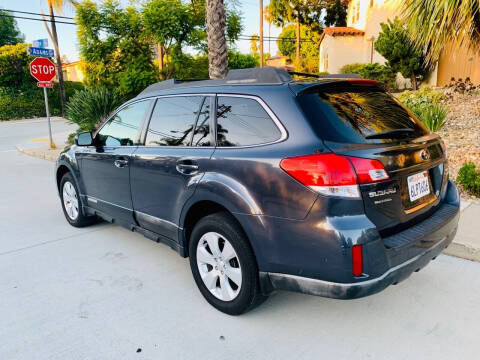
66;87;125;132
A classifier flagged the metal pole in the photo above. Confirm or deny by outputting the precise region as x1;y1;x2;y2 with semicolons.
259;0;264;68
43;87;54;148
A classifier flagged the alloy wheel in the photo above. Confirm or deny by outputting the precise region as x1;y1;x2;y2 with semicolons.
63;181;79;220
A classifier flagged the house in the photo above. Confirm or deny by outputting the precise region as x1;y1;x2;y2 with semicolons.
319;0;480;87
61;61;85;82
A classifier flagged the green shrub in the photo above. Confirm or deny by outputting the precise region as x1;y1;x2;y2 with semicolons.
0;81;84;120
340;62;397;89
66;87;125;132
398;87;447;131
457;162;480;196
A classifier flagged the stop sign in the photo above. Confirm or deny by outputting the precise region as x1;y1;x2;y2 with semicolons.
30;57;56;82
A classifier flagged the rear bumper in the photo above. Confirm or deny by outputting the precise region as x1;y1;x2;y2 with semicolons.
260;181;460;299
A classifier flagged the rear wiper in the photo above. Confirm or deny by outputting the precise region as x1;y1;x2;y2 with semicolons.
365;128;414;139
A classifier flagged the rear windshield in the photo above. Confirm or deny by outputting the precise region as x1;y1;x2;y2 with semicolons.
297;87;429;143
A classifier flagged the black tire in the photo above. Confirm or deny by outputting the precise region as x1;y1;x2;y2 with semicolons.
189;212;267;315
60;172;97;228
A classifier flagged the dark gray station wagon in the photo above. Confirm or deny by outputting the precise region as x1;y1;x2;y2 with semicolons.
56;68;460;314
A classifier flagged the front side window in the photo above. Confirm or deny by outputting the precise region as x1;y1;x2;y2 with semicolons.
216;96;282;147
145;96;204;146
97;100;151;147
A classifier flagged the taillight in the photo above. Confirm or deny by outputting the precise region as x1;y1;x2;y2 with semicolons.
280;153;389;198
352;244;363;276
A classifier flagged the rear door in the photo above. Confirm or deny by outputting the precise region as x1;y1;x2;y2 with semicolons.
297;84;448;235
130;95;215;240
78;99;152;222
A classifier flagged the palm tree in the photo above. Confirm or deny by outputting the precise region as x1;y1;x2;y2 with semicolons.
264;6;272;55
402;0;480;63
43;0;75;117
206;0;228;79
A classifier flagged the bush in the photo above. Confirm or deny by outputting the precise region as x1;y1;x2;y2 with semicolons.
66;87;125;132
398;87;447;131
457;162;480;196
0;81;84;120
340;63;396;90
0;43;32;89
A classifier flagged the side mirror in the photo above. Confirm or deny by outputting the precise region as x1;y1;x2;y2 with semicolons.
75;132;93;146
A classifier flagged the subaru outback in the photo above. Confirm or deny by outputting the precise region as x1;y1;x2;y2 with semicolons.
55;68;460;315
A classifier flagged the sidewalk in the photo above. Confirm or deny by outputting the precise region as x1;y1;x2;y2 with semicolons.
16;140;480;263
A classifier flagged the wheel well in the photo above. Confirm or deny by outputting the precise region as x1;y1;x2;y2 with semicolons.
183;201;241;256
56;165;70;190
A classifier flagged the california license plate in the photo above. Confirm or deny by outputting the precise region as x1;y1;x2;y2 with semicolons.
407;171;430;202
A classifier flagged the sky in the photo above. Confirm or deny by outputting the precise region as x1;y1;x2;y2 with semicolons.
0;0;282;62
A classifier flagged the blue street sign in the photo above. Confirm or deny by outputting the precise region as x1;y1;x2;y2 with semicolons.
33;39;48;48
27;47;55;58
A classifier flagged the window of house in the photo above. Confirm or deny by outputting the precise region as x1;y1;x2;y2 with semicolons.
145;96;204;146
97;100;151;147
216;96;282;147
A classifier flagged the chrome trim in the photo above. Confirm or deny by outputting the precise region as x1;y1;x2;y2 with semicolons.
135;210;183;230
86;196;132;211
214;93;288;149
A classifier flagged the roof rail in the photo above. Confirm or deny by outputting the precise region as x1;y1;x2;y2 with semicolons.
288;71;363;79
138;67;293;96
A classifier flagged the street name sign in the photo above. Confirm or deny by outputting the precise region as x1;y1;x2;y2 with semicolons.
30;57;56;82
27;47;55;58
33;39;48;48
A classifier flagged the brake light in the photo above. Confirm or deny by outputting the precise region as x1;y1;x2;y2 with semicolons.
352;245;363;276
280;154;389;198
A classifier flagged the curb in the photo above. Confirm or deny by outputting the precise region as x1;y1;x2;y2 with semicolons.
444;242;480;263
15;145;62;162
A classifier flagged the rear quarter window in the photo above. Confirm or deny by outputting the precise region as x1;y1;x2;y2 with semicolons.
297;87;429;144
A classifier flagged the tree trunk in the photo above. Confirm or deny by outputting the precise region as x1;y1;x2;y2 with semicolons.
206;0;228;79
295;17;300;63
259;0;264;67
411;73;418;90
49;5;66;118
157;43;164;73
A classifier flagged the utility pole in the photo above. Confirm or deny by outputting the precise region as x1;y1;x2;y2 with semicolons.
259;0;264;67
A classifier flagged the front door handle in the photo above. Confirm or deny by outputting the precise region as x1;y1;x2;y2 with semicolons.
114;159;129;168
176;160;199;175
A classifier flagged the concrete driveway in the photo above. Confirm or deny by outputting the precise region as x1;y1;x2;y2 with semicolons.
1;119;479;360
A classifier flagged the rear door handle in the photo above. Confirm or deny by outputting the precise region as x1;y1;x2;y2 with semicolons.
176;160;199;175
114;159;129;168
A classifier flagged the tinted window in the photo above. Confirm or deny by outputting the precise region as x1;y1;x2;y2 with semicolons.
97;100;151;147
216;97;281;146
192;98;212;146
145;96;203;146
298;87;429;144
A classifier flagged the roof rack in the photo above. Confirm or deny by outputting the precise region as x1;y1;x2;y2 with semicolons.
138;67;293;96
288;71;363;79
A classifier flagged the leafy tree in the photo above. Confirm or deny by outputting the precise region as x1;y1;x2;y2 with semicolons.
228;50;259;69
402;0;480;62
324;0;347;27
375;18;430;90
267;0;329;61
0;9;24;46
76;0;157;97
0;44;32;88
277;24;320;72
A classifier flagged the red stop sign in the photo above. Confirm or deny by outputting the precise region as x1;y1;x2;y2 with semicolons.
30;57;56;82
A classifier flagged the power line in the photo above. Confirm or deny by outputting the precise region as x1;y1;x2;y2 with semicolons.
0;13;76;25
1;8;74;20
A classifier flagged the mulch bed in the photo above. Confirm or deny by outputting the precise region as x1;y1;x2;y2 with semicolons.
438;93;480;201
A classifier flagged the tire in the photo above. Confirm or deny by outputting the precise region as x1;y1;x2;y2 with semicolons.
189;212;267;315
60;172;96;228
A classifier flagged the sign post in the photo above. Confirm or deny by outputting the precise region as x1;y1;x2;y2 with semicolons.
29;57;57;149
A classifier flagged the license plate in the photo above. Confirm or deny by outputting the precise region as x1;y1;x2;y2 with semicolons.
407;171;430;202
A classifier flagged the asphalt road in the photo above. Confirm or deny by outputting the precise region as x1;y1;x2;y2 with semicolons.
1;119;480;360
